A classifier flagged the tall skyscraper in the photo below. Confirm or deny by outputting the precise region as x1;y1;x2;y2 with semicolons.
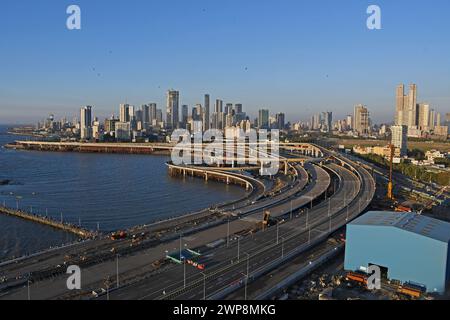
142;104;150;124
119;104;130;123
391;125;408;157
322;111;333;132
430;109;436;129
193;104;202;121
407;84;417;127
275;113;285;130
225;103;233;115
166;90;180;129
311;114;321;130
395;84;418;127
215;99;223;113
181;105;189;128
80;106;93;140
234;104;243;114
258;109;269;129
203;94;210;131
354;104;370;135
149;103;157;124
346;115;353;130
418;103;430;130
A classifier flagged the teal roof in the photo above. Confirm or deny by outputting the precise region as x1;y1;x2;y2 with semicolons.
350;211;450;243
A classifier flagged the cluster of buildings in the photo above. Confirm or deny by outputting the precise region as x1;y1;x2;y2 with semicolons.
395;84;448;138
35;84;448;144
291;105;371;137
36;90;289;142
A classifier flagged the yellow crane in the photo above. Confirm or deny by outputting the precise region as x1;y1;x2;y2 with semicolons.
387;144;395;201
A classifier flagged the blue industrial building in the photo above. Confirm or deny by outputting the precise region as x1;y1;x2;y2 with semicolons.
345;211;450;293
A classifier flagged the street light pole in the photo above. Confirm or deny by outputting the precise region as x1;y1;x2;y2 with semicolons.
202;273;206;300
245;253;250;301
237;237;240;262
227;218;230;247
290;200;293;220
116;254;120;288
306;209;309;229
276;222;279;245
183;258;186;288
179;234;182;262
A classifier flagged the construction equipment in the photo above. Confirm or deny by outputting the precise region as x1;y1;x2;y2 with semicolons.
418;186;449;214
387;144;395;201
262;211;271;230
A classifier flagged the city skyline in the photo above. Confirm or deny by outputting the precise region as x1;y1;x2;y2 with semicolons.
2;0;450;124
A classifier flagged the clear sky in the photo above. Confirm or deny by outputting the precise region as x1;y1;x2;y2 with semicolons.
1;0;449;124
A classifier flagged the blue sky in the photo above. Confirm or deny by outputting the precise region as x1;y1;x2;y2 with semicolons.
1;0;449;124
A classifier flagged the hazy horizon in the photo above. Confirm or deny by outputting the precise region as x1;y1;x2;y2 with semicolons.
1;0;450;124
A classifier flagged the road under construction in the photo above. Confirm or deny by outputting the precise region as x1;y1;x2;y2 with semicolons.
0;142;375;300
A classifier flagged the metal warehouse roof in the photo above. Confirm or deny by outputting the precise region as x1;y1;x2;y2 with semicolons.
350;211;450;243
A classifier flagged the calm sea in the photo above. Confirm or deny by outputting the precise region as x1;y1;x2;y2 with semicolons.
0;125;244;261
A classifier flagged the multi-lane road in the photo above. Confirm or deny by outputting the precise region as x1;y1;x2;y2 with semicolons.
0;146;375;300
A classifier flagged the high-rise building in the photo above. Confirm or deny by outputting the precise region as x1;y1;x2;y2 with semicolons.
322;111;333;132
149;103;157;124
105;117;119;133
215;99;223;113
418;103;430;130
203;94;210;131
311;114;321;130
395;84;418;127
391;125;408;157
445;113;450;133
142;104;150;124
354;104;370;135
80;106;93;140
225;103;233;115
436;113;441;127
128;105;135;120
181;105;189;128
156;109;163;123
275;113;285;130
429;109;436;129
193;104;202;121
234;104;243;114
258;109;269;129
119;104;130;123
115;122;131;141
346;115;353;130
166;90;180;129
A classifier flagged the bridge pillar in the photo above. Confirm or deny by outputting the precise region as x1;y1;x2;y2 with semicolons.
205;173;208;181
284;161;288;175
226;177;230;185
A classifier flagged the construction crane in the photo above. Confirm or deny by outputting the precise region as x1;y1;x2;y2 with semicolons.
387;144;395;201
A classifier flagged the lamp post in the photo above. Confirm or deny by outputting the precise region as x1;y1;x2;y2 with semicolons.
116;254;120;288
202;272;207;300
245;253;250;300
